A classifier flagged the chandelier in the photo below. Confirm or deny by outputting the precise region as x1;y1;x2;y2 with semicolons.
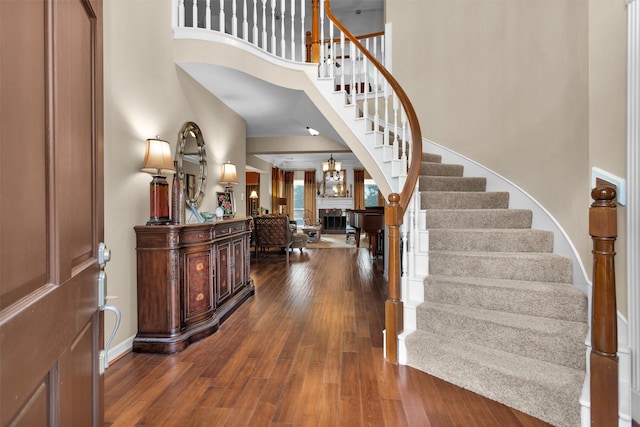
322;154;342;180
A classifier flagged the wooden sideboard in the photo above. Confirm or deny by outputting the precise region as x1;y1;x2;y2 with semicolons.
133;218;254;353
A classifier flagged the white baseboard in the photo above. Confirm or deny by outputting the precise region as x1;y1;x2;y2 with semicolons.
106;335;135;369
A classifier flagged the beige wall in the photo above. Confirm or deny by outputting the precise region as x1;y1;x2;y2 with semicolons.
103;0;247;350
387;0;627;312
588;0;628;314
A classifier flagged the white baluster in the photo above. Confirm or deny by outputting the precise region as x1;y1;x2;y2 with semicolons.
243;0;248;40
351;41;356;102
219;0;225;33
232;0;237;36
261;0;267;49
393;94;399;159
378;34;387;67
280;0;285;58
252;0;258;44
374;54;379;133
363;43;369;122
179;0;185;27
270;0;276;55
401;108;408;163
300;0;305;62
319;0;325;76
290;0;295;61
384;91;390;146
206;0;211;30
340;31;345;93
328;21;334;80
192;0;198;28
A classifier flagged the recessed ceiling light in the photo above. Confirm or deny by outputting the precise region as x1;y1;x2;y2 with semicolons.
306;127;320;136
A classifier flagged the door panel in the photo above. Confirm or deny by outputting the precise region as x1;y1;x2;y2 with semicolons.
0;0;104;425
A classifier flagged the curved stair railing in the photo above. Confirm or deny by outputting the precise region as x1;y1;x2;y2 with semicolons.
320;0;422;364
173;0;423;364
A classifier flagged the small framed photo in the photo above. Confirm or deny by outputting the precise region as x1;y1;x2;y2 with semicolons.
216;192;234;217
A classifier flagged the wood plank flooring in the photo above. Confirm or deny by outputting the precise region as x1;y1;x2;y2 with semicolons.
105;246;552;426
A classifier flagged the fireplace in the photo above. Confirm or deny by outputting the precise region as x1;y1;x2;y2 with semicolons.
319;208;347;234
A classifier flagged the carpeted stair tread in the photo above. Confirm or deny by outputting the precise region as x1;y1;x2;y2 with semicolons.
421;191;510;209
419;176;487;192
429;251;573;283
425;209;532;229
424;275;587;322
422;152;442;163
405;329;584;427
415;301;587;370
428;229;554;252
420;162;464;177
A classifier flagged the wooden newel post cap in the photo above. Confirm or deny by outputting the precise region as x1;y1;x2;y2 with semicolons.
386;193;402;226
590;186;617;238
591;186;617;206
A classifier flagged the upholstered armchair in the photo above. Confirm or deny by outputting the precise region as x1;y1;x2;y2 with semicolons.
253;215;294;263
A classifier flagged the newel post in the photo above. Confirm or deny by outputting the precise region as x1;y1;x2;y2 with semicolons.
310;0;320;63
589;186;618;426
385;193;403;364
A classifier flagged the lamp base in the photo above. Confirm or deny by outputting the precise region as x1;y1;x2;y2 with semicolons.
147;175;171;225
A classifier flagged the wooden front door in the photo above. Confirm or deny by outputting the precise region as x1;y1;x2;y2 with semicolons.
0;0;104;425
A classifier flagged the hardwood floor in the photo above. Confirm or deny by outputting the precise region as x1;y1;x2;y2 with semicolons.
105;246;552;426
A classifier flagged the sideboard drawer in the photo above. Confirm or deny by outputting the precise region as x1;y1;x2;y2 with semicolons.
182;228;211;244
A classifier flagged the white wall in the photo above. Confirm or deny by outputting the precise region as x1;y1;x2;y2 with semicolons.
103;0;247;353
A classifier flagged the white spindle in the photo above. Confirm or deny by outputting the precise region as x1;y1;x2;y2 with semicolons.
205;0;211;29
401;108;408;162
270;0;276;55
349;42;360;99
300;0;305;61
179;0;185;27
290;0;295;60
242;0;248;40
280;0;285;58
363;43;369;121
320;0;325;76
373;55;380;133
384;93;390;146
192;0;198;28
219;0;225;33
328;21;335;80
393;95;399;159
231;0;237;36
261;0;267;49
339;32;345;92
252;0;258;44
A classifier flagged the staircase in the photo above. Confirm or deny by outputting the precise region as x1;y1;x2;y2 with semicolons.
171;2;591;425
404;152;588;427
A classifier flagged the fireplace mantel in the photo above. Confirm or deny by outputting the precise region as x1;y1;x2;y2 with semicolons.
316;197;354;215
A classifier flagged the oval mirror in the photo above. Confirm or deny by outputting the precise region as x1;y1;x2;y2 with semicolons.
176;121;207;208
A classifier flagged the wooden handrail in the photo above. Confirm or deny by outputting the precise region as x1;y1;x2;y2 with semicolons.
324;0;422;364
589;186;618;425
323;2;422;211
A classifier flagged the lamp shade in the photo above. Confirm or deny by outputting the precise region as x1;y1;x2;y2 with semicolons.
278;197;287;206
249;190;259;199
220;162;239;185
141;138;175;175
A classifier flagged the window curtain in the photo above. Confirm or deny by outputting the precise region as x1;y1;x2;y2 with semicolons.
271;167;284;214
353;169;365;210
284;171;294;218
304;170;317;224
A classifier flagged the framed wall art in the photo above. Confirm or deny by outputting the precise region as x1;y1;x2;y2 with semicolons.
216;192;234;217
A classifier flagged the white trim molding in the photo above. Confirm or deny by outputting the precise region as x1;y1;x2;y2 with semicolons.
628;0;640;421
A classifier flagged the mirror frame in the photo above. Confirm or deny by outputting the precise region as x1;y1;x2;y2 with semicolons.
176;121;207;209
